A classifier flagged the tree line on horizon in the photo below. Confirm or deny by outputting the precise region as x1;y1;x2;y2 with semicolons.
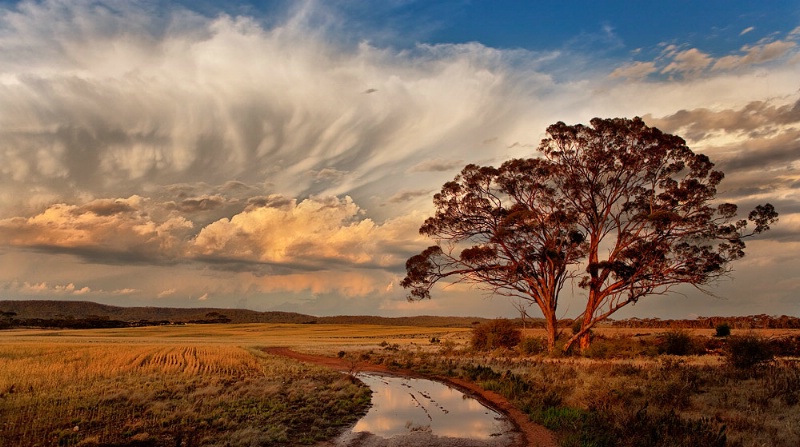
0;310;231;330
3;306;798;331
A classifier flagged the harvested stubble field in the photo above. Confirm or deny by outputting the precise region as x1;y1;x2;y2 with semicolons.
0;324;461;447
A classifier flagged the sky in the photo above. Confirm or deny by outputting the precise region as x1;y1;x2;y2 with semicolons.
0;0;798;320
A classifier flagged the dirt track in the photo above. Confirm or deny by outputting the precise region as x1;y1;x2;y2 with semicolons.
264;347;557;447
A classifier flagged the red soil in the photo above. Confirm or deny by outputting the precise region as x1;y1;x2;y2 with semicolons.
264;347;557;447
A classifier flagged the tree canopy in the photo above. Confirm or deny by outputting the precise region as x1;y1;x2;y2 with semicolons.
402;117;778;353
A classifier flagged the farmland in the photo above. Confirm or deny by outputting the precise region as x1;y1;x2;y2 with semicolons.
0;324;460;447
2;323;799;446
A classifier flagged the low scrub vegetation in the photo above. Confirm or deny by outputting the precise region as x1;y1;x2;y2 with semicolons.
0;343;370;446
725;333;775;369
353;328;800;447
470;318;521;351
2;322;797;447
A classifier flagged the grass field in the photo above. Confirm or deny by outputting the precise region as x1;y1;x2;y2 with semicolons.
339;326;800;447
2;324;798;447
0;324;463;447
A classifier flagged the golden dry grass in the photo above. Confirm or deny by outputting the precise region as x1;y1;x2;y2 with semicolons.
347;328;800;447
0;323;467;348
2;324;442;446
5;323;794;446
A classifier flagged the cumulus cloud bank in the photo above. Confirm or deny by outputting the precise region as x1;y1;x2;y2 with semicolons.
0;0;798;317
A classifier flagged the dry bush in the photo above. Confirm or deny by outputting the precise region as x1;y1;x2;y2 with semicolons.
471;318;521;351
726;333;774;369
658;329;704;356
519;336;548;355
355;334;800;447
582;334;659;359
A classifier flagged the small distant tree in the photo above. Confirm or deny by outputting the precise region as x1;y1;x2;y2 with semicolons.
403;117;777;353
715;322;731;337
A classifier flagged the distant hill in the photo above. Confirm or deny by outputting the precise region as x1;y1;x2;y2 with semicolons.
0;300;490;327
8;300;794;330
0;300;315;324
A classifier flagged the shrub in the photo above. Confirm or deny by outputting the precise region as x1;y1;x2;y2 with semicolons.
470;319;521;351
726;333;774;369
770;335;800;357
571;319;582;335
583;335;658;359
701;337;725;355
519;336;548;355
715;323;731;337
761;362;800;406
658;329;700;356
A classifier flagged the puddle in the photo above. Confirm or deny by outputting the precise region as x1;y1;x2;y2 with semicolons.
336;373;518;446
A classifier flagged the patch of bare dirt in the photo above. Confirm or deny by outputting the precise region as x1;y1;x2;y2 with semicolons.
264;347;557;447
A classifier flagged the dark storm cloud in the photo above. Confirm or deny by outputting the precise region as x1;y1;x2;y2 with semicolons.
645;99;800;140
718;136;800;173
169;195;227;213
387;189;432;204
409;159;465;172
80;199;137;216
245;195;294;209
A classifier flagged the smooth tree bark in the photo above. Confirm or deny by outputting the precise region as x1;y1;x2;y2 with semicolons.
403;117;777;354
401;159;586;352
540;118;777;352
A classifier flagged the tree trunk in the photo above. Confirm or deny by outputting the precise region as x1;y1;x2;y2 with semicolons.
578;331;591;351
578;310;594;352
544;308;558;353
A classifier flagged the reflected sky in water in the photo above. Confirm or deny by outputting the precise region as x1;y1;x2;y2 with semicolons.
352;373;506;439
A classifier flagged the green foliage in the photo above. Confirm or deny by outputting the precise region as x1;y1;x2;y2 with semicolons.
537;404;727;447
726;333;774;369
539;406;588;431
461;364;501;382
642;358;702;410
470;319;521;351
615;408;727;447
715;323;731;337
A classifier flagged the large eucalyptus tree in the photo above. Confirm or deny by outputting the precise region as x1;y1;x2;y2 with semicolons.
403;117;777;353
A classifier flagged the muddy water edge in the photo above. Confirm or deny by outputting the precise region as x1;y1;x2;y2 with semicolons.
263;347;557;447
